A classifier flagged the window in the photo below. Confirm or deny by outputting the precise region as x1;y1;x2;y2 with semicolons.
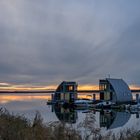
69;86;73;91
100;84;107;90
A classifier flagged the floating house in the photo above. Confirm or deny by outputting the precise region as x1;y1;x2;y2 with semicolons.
99;78;132;104
53;81;78;103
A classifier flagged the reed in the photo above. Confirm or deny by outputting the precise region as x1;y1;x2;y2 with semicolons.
0;108;140;140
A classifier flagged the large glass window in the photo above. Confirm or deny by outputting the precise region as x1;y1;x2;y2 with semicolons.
66;85;74;92
69;86;73;91
100;84;107;90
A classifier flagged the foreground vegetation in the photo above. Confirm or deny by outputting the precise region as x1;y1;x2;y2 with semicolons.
0;108;140;140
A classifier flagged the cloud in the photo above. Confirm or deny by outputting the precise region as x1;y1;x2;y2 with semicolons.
0;0;140;86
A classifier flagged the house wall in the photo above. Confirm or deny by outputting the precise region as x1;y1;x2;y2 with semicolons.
54;81;78;102
99;78;132;103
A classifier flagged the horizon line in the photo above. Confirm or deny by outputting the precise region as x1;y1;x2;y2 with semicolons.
0;89;140;93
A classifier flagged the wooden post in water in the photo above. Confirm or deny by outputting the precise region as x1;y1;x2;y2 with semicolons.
93;94;96;100
136;94;139;103
51;94;54;101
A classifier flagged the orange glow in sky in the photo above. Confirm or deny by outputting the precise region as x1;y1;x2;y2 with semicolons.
0;82;57;91
78;84;99;90
129;85;140;90
0;83;139;104
0;82;140;91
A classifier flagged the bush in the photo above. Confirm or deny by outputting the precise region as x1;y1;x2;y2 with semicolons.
0;108;80;140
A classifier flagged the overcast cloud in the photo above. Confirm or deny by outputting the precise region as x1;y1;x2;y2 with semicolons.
0;0;140;86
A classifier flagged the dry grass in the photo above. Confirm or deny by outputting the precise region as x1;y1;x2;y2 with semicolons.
0;108;140;140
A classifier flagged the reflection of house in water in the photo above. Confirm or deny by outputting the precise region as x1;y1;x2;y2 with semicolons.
54;106;78;123
100;111;116;129
54;81;78;103
99;78;132;104
100;111;131;129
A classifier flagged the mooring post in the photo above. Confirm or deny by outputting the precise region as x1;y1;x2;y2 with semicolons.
93;94;96;100
51;94;54;101
136;94;139;103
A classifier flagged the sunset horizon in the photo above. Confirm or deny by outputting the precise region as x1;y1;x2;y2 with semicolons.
0;82;140;91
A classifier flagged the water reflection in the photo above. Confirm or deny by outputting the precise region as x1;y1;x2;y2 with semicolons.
0;93;51;104
52;105;140;130
1;93;140;132
53;105;78;123
100;110;131;129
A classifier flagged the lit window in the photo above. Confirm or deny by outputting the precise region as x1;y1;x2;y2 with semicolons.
68;86;73;91
104;84;107;90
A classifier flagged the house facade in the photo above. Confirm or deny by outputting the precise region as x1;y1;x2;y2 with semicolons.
54;81;78;103
99;78;132;103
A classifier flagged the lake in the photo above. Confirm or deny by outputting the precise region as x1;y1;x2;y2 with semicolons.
0;93;140;134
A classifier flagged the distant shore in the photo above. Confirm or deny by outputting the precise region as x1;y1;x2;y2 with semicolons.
0;89;140;93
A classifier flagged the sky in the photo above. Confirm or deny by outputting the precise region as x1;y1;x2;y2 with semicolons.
0;0;140;90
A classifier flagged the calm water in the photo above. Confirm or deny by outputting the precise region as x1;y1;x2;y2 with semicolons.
0;93;140;134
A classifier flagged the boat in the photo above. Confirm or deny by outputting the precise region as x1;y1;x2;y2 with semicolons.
74;99;93;109
96;101;115;109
